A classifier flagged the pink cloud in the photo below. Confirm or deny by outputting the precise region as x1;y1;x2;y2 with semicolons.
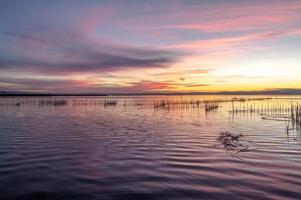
109;1;301;48
167;29;301;50
78;7;111;34
159;1;301;32
128;81;174;91
161;15;293;32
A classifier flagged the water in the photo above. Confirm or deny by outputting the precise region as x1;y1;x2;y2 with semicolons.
0;95;301;200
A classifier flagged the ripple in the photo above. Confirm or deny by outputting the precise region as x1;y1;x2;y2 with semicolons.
1;96;301;200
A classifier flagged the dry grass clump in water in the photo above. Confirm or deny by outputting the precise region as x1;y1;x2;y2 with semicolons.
217;132;250;154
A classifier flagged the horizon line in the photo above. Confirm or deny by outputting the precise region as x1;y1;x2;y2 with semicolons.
1;89;301;96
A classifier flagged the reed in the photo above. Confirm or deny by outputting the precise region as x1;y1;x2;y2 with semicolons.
0;96;297;113
228;100;301;133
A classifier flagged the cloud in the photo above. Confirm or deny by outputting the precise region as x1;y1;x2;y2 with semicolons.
125;80;210;92
0;31;181;74
0;0;301;93
0;77;210;93
183;84;210;87
0;2;183;75
0;77;86;91
3;32;44;46
127;81;175;91
154;69;210;77
167;29;301;52
160;1;301;32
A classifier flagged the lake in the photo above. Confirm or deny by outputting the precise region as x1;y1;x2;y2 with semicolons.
0;95;301;200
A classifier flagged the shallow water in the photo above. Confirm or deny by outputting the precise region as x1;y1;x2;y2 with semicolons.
0;95;301;200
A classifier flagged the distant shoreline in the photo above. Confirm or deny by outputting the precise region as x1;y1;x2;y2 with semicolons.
1;90;301;96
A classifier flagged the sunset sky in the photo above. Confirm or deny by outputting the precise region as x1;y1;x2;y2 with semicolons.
0;0;301;93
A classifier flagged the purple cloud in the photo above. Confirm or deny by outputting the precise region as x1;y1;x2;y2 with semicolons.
0;31;181;74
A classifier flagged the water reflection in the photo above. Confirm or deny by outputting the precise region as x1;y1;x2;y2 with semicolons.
0;95;301;199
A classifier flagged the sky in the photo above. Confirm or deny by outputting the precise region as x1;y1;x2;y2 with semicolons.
0;0;301;93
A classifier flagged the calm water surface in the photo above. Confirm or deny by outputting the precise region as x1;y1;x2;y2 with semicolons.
0;95;301;200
